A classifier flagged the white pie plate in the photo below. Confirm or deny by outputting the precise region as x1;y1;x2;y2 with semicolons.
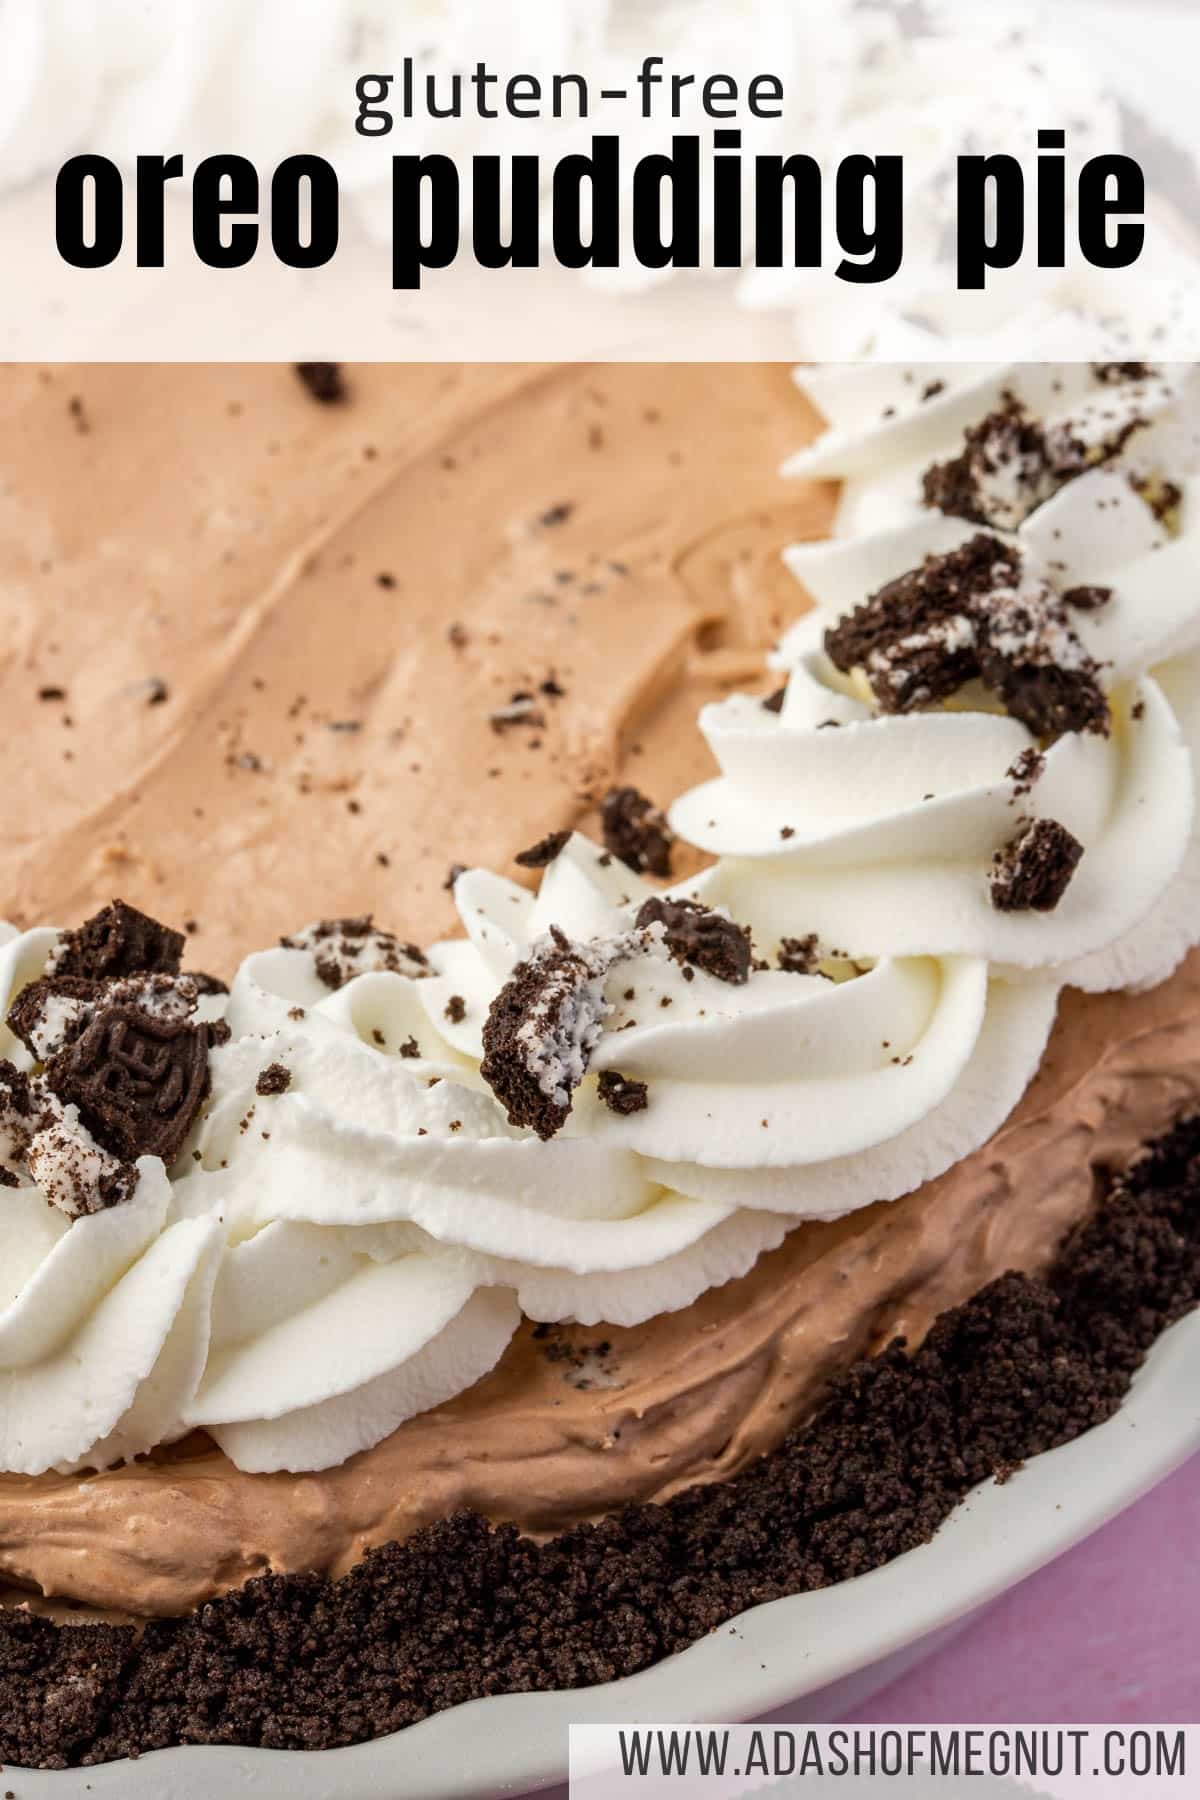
13;1305;1199;1799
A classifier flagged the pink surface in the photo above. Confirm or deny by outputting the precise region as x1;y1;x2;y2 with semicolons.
844;1452;1200;1724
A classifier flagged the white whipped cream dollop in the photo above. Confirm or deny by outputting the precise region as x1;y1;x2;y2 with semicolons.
675;361;1200;996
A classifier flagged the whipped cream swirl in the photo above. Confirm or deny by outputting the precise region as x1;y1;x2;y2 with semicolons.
675;362;1200;996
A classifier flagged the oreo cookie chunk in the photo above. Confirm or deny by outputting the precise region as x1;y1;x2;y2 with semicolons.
922;394;1146;531
45;1005;211;1167
295;362;346;404
635;897;752;984
596;1070;649;1116
0;1059;39;1168
600;786;674;878
515;830;571;870
777;933;820;974
481;928;631;1139
281;917;429;990
7;975;101;1061
824;535;1109;739
49;900;185;982
8;971;199;1062
989;818;1084;913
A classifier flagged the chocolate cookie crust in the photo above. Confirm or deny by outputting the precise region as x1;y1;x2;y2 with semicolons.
2;1111;1198;1770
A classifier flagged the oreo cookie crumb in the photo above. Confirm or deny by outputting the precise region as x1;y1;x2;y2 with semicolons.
989;817;1084;913
596;1071;649;1115
777;934;820;974
761;686;787;714
515;830;570;869
600;786;674;878
481;930;632;1139
255;1064;291;1097
1006;747;1045;800
444;864;467;892
399;1037;420;1059
5;1110;1199;1766
636;897;752;985
295;363;346;405
1061;585;1112;612
444;995;466;1025
824;535;1109;739
50;901;185;982
281;918;428;990
922;394;1144;531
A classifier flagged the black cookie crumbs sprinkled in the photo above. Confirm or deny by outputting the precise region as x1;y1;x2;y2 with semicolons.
600;786;674;878
777;934;820;974
989;817;1084;913
4;1110;1199;1767
636;897;752;985
444;995;466;1025
1006;746;1045;799
294;363;346;404
255;1064;292;1097
515;830;571;869
596;1071;649;1115
399;1037;420;1059
1061;585;1113;612
761;686;787;714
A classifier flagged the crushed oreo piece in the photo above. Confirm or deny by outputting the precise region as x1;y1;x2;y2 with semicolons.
989;818;1084;913
1006;746;1045;800
635;897;752;985
1094;361;1153;383
8;972;200;1063
761;686;787;715
596;1070;649;1116
443;864;467;892
444;995;466;1025
489;695;545;734
1061;585;1112;612
281;917;428;990
295;363;346;404
922;394;1145;531
515;830;571;870
777;934;820;974
49;900;185;982
0;1059;139;1217
824;535;1109;739
185;971;230;997
1130;472;1183;530
45;1006;212;1166
481;928;638;1139
399;1036;420;1059
255;1063;291;1097
600;786;674;878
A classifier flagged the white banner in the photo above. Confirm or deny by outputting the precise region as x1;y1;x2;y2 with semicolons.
570;1724;1195;1799
0;0;1198;358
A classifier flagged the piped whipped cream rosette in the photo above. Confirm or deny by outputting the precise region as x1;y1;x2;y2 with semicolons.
674;362;1200;995
0;912;224;1476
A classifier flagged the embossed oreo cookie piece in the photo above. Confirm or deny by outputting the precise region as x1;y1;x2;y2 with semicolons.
50;900;185;982
8;971;200;1062
45;1005;211;1166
